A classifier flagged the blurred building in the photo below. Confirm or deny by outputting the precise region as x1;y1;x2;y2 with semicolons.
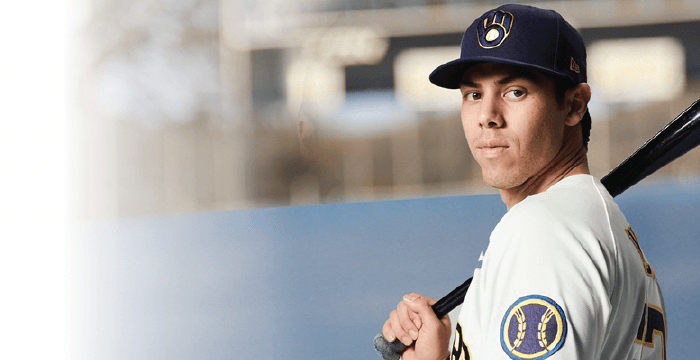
73;0;700;220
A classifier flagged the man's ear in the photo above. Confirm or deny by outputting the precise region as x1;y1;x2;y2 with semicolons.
565;83;591;126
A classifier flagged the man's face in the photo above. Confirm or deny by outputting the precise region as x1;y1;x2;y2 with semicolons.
460;63;569;189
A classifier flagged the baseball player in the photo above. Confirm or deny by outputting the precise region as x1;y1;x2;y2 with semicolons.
382;4;666;360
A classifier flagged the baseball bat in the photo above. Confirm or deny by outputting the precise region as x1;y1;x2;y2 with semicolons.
374;98;700;359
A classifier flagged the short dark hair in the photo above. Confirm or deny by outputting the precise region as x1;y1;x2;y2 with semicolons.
553;77;591;148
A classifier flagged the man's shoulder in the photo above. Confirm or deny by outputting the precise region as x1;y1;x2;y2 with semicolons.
509;174;609;220
495;174;625;243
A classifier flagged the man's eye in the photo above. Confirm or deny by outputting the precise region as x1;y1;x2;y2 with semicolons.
506;89;524;99
464;92;481;101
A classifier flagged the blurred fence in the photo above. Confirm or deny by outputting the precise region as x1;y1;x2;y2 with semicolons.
69;182;700;359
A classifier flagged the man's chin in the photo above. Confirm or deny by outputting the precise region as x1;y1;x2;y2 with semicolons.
482;174;522;190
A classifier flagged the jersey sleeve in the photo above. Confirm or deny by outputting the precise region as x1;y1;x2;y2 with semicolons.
468;195;620;360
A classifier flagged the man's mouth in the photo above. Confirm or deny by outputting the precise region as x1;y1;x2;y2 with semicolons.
476;140;509;157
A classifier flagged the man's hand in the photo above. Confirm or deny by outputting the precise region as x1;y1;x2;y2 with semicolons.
382;294;452;360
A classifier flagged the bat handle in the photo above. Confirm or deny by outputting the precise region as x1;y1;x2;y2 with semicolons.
373;334;406;360
373;277;473;359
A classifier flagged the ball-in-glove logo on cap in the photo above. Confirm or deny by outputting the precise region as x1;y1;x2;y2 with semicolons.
477;10;513;49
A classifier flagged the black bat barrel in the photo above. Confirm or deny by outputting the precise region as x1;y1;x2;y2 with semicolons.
602;99;700;197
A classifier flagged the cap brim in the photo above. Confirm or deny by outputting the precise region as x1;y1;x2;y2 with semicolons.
429;56;575;89
428;58;471;89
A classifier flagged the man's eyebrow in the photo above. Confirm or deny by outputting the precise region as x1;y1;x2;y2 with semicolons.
496;69;540;85
459;80;479;88
460;69;541;88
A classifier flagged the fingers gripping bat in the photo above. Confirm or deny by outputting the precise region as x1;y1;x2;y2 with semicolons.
374;99;700;359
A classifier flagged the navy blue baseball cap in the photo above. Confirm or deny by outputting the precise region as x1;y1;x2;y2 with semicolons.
429;4;587;89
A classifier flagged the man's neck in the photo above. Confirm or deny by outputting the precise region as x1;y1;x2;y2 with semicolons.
499;139;590;210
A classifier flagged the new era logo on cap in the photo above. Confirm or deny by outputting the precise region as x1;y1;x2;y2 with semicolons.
570;58;580;73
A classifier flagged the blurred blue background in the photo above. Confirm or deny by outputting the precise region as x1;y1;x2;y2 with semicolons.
70;181;700;359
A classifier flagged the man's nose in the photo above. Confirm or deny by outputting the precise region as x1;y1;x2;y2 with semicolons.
478;95;504;128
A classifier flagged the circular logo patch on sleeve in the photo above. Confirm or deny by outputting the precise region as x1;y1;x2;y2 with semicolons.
501;295;567;360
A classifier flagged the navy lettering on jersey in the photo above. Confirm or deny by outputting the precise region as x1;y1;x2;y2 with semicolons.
451;322;471;360
635;303;667;360
626;226;654;278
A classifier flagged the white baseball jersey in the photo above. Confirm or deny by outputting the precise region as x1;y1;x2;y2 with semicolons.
450;174;666;360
